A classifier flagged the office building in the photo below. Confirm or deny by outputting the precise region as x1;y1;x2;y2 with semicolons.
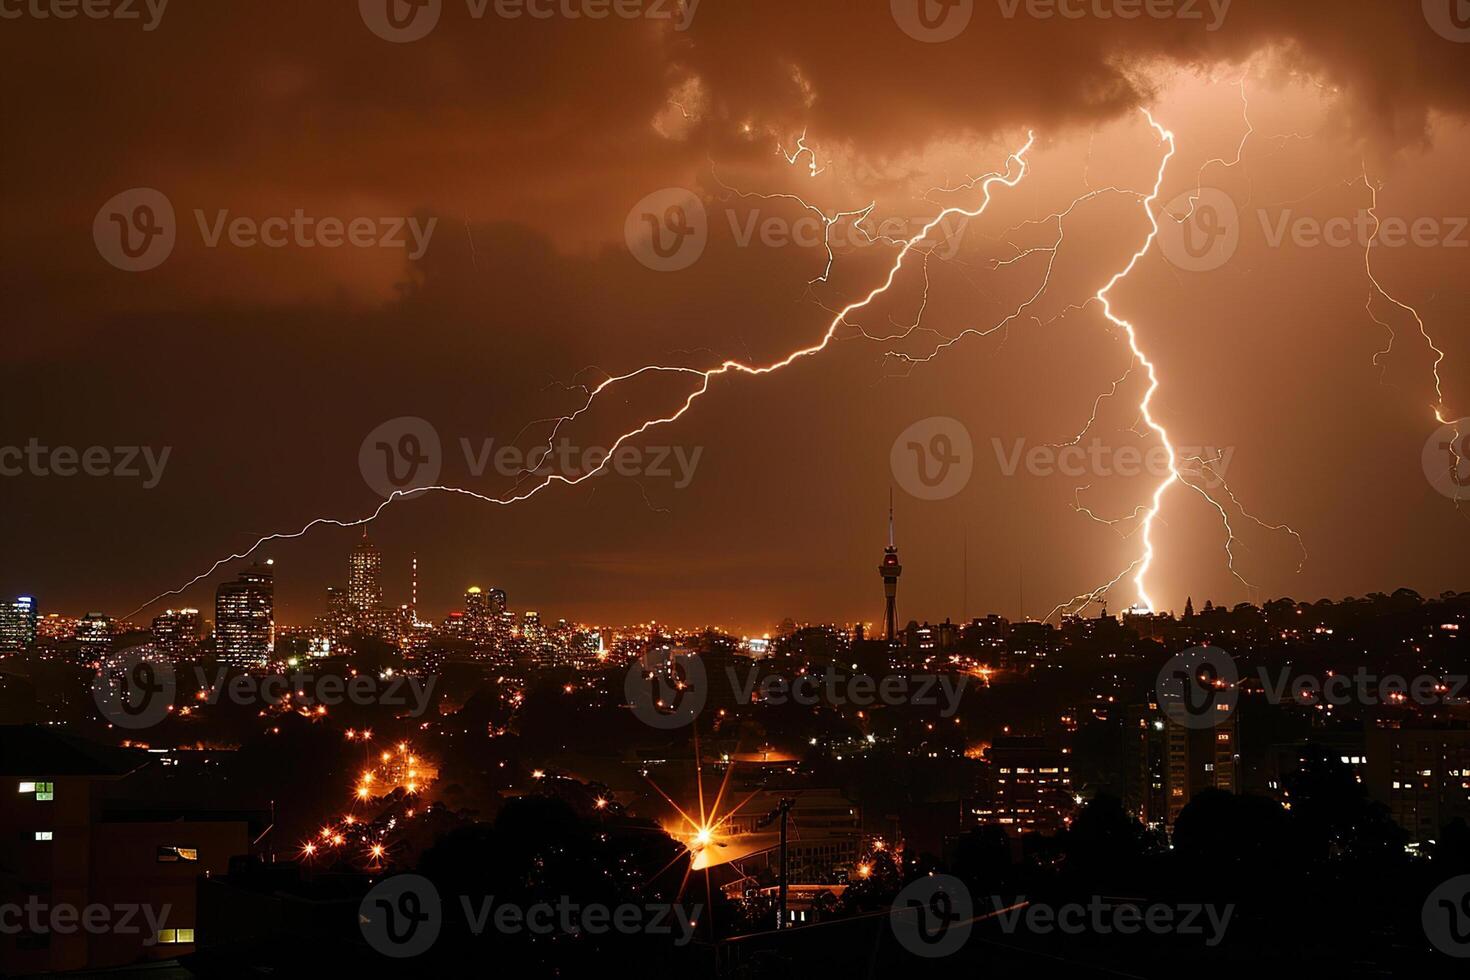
0;726;253;974
150;609;201;658
347;533;383;612
0;596;38;651
215;564;274;667
969;736;1075;835
74;614;113;653
1365;726;1470;843
1123;701;1239;828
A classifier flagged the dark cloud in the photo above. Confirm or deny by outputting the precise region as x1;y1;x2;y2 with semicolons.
0;0;1465;629
679;1;1470;149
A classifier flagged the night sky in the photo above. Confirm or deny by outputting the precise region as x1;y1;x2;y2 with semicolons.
2;1;1466;632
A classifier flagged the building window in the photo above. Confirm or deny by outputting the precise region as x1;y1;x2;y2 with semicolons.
155;929;196;944
158;845;199;863
35;831;53;841
34;782;53;801
18;781;35;793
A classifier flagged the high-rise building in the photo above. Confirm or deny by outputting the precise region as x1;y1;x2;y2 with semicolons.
462;586;510;645
1124;700;1238;828
0;596;38;651
325;587;349;619
215;563;274;667
464;587;490;628
878;495;902;644
35;614;78;643
487;589;512;641
348;533;383;612
0;726;253;974
968;737;1075;835
521;610;542;642
150;609;201;657
1123;703;1168;828
75;613;113;653
1365;726;1470;843
1164;715;1239;825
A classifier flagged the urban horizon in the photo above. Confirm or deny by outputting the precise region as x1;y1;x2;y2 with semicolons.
10;522;1457;642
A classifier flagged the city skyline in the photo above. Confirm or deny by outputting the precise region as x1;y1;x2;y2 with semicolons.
9;513;1446;638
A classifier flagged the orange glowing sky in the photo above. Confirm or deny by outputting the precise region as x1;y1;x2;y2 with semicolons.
1;2;1465;632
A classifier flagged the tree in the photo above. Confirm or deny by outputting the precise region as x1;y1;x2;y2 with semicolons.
1173;789;1292;873
1054;794;1159;887
1284;750;1407;867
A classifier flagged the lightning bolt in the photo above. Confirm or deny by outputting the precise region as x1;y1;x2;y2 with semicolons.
1361;168;1454;426
128;84;1354;626
1045;106;1304;621
127;134;1039;618
753;99;1301;625
870;184;1147;364
778;128;826;179
1085;110;1178;615
1043;80;1323;620
1358;165;1463;522
710;169;876;286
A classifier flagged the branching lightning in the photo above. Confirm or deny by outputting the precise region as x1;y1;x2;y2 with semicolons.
779;129;826;179
1068;111;1179;617
710;169;876;286
131;90;1324;627
128;134;1039;618
139;74;1431;626
1359;169;1464;523
1361;169;1454;426
1043;103;1305;621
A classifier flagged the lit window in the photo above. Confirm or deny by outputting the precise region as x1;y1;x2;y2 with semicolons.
34;783;53;801
158;846;199;862
18;782;35;793
35;831;52;841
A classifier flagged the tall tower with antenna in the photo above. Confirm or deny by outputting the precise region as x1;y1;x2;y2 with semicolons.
879;492;903;644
